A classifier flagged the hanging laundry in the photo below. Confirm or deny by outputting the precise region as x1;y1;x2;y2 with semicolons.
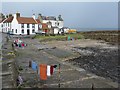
40;64;47;80
21;43;24;47
18;75;23;85
32;61;38;71
47;65;54;76
47;65;51;76
47;65;57;76
50;65;54;75
53;65;57;68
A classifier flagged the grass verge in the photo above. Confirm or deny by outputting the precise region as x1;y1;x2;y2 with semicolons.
32;33;84;41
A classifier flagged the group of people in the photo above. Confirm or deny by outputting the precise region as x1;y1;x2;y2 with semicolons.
13;38;27;48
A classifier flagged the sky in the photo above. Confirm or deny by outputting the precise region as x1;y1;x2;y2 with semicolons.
1;1;119;30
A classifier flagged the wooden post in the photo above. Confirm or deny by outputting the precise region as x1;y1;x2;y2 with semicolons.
12;43;14;51
58;64;61;88
29;61;32;68
92;83;94;90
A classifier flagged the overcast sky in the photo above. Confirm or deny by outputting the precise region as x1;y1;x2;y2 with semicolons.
1;2;119;29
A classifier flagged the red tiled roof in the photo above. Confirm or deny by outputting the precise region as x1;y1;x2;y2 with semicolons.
0;18;5;23
17;17;37;24
36;19;41;24
3;16;13;23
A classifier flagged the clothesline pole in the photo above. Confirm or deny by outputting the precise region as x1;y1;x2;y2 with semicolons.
92;83;94;90
58;64;61;88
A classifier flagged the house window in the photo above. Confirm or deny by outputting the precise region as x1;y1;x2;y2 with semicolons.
27;24;29;28
21;29;24;34
32;24;35;28
38;25;39;30
32;29;35;33
38;24;42;29
58;23;59;26
55;22;57;26
12;29;14;33
21;24;24;28
16;29;17;33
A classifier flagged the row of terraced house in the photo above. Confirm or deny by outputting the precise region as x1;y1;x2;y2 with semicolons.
0;12;66;35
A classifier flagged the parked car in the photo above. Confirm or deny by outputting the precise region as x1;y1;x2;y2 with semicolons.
35;31;45;35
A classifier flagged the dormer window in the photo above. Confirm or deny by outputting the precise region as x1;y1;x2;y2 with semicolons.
58;23;59;26
32;24;35;28
27;24;29;28
21;24;24;28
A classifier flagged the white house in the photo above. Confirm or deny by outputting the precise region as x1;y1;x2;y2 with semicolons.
62;27;70;33
52;27;59;34
38;14;64;34
0;19;6;32
2;13;39;35
41;15;64;29
2;16;13;33
0;16;4;32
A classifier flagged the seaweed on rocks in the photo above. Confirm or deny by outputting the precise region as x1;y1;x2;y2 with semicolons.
68;46;119;83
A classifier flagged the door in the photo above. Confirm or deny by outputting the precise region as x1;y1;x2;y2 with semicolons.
27;29;30;35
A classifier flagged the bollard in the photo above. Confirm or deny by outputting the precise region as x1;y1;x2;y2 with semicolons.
29;61;32;68
66;37;67;41
75;37;77;40
12;43;14;50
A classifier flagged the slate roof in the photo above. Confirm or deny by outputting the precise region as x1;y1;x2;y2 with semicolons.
41;16;56;20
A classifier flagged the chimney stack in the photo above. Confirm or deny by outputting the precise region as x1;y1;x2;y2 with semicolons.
9;14;12;17
16;12;20;17
14;12;20;19
32;14;35;19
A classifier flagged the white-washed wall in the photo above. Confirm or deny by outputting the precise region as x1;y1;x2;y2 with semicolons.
54;28;59;34
2;23;11;33
11;15;19;34
19;24;38;35
58;21;63;28
0;23;2;32
35;24;38;32
42;20;63;28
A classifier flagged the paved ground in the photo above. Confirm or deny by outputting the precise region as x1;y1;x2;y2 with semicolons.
1;33;17;88
11;36;118;88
